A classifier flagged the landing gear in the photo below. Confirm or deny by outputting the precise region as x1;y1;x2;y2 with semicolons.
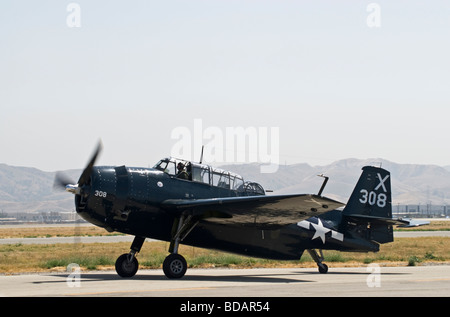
318;262;328;274
307;249;328;274
114;214;197;279
163;253;187;279
115;253;139;278
115;236;145;278
163;214;198;279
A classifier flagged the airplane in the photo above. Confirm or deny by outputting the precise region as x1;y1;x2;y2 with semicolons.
54;141;428;278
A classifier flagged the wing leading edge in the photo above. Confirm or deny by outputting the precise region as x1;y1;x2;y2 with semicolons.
161;194;345;227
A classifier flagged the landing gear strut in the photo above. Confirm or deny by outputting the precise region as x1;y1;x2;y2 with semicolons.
307;249;328;274
115;236;145;278
163;214;197;279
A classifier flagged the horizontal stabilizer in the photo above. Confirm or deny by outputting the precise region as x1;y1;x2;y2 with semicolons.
395;218;430;228
345;214;429;227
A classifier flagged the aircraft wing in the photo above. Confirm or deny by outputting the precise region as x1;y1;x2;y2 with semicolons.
161;194;345;227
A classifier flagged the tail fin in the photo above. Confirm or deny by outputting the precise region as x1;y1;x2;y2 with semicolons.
343;166;394;243
343;166;392;219
341;166;428;244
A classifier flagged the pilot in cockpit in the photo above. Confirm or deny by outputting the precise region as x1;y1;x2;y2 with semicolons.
176;162;189;180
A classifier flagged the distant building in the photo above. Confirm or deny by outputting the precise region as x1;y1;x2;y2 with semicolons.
393;204;449;218
0;211;85;224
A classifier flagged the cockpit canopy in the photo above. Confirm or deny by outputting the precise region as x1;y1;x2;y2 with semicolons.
153;157;265;195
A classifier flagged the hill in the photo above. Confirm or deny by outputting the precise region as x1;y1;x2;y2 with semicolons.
220;158;450;205
0;164;81;214
1;158;450;214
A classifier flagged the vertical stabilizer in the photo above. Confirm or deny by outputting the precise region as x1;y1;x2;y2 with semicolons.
342;166;394;244
343;166;392;218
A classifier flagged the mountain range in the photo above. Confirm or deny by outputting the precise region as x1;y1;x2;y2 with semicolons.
1;158;450;214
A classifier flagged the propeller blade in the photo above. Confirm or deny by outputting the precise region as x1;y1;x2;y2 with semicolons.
53;171;75;191
78;140;103;186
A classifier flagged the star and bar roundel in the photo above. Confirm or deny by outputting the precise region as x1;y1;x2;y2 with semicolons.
297;218;344;244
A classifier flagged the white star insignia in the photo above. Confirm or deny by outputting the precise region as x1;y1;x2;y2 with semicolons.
297;219;344;244
310;219;331;244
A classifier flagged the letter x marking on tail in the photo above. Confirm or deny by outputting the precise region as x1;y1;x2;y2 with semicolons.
374;173;389;192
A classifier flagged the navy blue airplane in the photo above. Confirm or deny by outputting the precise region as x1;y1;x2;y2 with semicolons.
54;142;427;278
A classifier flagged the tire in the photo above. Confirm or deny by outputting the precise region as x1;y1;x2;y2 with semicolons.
115;253;139;278
163;254;187;279
318;263;328;274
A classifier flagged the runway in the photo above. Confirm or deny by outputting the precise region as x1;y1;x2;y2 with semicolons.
0;235;136;245
1;265;449;297
0;231;448;245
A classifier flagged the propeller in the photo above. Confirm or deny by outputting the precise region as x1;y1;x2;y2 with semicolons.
78;140;103;187
53;140;103;195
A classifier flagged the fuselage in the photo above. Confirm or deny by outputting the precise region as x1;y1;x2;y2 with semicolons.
76;164;379;261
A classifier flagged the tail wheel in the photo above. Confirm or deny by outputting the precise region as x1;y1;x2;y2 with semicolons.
163;254;187;279
318;263;328;274
115;253;139;278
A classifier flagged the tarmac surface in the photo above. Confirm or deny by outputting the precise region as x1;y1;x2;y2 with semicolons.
0;230;448;245
1;265;449;297
1;222;448;301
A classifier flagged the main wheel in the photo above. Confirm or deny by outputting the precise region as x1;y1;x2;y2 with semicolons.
163;254;187;279
115;253;139;278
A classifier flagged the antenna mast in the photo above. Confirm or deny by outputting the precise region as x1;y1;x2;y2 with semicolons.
199;145;204;164
317;174;329;196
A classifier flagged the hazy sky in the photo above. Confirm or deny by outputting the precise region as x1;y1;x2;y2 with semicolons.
1;1;450;172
